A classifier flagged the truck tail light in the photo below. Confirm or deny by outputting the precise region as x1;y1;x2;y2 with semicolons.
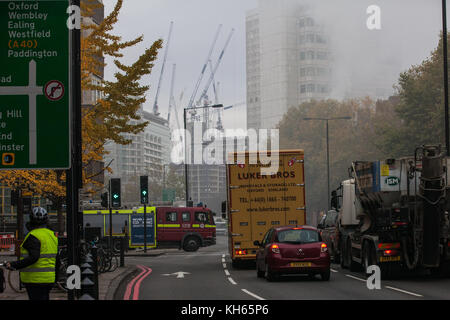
383;249;399;256
321;243;328;253
271;244;280;254
235;249;247;256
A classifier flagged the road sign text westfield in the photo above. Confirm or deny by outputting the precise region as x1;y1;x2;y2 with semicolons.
0;0;70;169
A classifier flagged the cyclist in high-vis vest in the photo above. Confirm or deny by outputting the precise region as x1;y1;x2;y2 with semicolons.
5;207;58;300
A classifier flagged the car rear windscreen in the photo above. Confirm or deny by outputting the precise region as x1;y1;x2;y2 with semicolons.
277;229;319;244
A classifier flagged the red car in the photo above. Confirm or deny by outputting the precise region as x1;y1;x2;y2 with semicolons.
255;226;331;281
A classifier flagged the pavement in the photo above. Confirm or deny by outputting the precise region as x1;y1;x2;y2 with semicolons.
0;247;176;300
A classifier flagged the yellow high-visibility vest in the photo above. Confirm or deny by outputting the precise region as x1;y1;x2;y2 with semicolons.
20;228;58;284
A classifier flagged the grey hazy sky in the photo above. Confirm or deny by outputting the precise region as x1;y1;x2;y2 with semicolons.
103;0;445;131
103;0;257;131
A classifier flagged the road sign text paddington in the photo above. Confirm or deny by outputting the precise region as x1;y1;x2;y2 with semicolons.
0;0;70;169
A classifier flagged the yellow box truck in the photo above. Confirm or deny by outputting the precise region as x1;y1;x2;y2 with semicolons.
226;149;306;268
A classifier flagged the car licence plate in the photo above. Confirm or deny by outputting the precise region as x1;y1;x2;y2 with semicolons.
290;262;311;267
380;256;401;262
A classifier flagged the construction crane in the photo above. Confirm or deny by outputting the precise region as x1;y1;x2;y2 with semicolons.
153;21;174;116
167;64;182;136
224;101;245;111
208;60;220;105
187;24;222;111
167;63;176;124
196;28;235;107
216;101;245;131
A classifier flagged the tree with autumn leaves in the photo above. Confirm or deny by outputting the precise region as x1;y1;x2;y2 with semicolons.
0;0;163;233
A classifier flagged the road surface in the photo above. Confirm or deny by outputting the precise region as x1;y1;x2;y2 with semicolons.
116;234;450;300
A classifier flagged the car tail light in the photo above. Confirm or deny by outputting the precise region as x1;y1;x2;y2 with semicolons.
271;244;280;254
321;243;328;253
235;249;247;256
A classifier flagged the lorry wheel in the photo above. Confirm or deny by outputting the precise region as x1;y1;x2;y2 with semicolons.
333;250;341;265
340;242;348;269
362;243;372;277
348;240;359;272
183;236;200;252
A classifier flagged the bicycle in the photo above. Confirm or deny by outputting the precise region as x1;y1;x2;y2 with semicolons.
0;262;26;293
55;246;68;292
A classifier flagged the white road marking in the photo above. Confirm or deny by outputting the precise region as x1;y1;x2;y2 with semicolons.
224;269;230;276
345;274;366;282
161;271;191;279
242;289;265;301
222;258;225;263
228;277;237;285
330;269;338;273
223;263;227;268
385;286;423;297
222;254;225;258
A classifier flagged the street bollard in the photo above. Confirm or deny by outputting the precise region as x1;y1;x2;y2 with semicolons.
79;250;97;300
80;271;96;299
120;237;125;267
79;293;95;300
91;245;99;300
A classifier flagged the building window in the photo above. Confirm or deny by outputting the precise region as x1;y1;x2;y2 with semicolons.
307;84;315;93
316;34;326;43
300;68;306;77
317;52;328;60
300;85;306;93
306;33;315;43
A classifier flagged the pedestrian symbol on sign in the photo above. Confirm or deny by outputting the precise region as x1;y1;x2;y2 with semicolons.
44;80;65;101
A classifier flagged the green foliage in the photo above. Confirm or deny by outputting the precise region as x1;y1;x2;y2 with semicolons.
376;32;449;157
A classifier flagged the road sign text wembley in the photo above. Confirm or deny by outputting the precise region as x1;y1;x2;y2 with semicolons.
0;0;70;170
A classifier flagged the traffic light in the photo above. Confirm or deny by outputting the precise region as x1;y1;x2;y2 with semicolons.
101;192;108;208
110;178;121;208
140;176;148;204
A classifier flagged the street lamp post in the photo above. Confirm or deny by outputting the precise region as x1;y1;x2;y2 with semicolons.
304;117;351;212
443;0;450;156
183;104;223;205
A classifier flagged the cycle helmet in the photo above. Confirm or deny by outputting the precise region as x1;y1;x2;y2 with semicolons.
31;207;48;223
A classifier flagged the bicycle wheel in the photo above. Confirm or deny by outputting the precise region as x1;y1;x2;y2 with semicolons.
97;251;107;274
55;258;68;292
106;253;118;272
8;270;25;293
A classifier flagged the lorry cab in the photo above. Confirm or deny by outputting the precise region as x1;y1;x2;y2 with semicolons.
156;207;216;251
